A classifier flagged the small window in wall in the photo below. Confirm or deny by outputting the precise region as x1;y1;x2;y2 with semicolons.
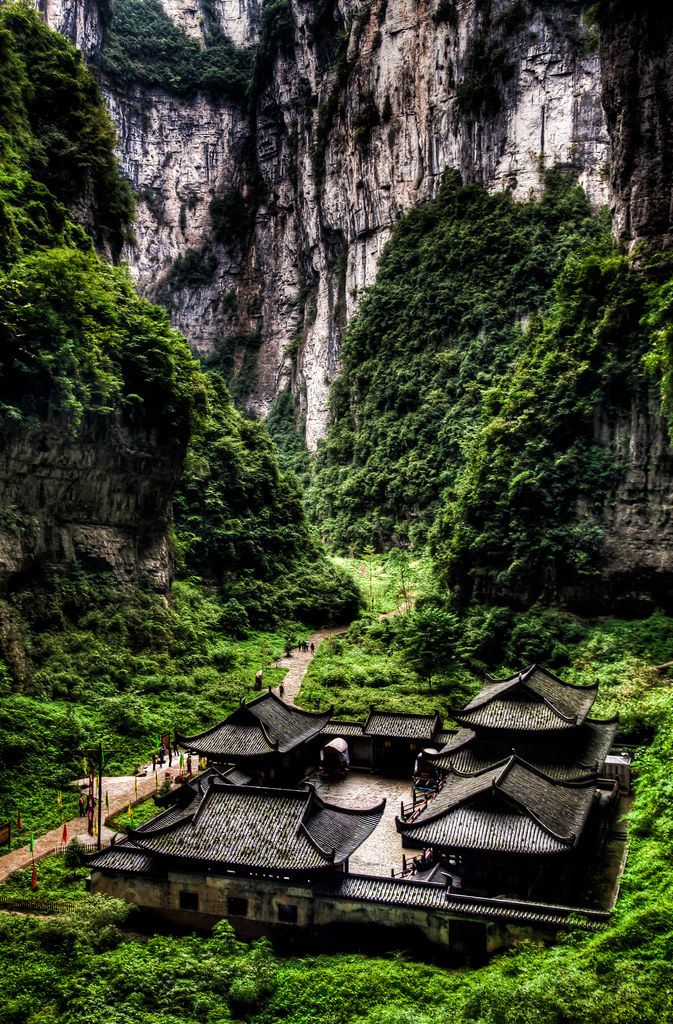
228;896;249;917
179;890;199;911
277;903;298;924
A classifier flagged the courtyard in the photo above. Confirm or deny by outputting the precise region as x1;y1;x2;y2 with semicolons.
305;768;416;877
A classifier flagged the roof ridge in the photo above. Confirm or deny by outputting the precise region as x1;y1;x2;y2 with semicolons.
175;705;262;746
495;757;594;845
246;691;335;721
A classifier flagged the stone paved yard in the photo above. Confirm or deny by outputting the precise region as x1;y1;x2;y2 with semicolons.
305;769;412;877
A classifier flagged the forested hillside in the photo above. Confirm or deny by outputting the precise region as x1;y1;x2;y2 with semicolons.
0;1;357;840
311;171;673;610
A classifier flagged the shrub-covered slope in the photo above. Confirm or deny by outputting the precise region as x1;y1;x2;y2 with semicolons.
0;3;358;836
310;171;673;609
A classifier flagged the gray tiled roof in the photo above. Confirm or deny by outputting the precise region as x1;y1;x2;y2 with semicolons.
88;840;154;873
321;721;366;738
117;782;384;874
432;719;618;782
364;711;439;739
455;665;598;732
177;694;332;759
398;757;596;854
314;874;608;929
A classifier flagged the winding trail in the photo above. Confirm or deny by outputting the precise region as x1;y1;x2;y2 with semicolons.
273;599;414;707
272;626;347;706
0;762;183;883
0;601;414;883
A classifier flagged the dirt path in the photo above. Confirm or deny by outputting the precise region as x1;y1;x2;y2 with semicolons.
273;600;414;708
0;760;184;883
272;626;347;706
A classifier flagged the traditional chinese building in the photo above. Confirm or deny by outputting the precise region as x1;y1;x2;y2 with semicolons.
320;709;444;775
397;756;604;900
428;664;618;781
88;666;623;958
397;665;620;900
175;692;332;784
90;776;385;924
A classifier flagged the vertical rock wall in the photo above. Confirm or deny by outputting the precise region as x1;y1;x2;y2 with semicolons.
39;0;671;449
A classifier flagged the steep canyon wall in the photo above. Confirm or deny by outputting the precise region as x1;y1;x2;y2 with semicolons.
41;0;618;446
37;0;673;606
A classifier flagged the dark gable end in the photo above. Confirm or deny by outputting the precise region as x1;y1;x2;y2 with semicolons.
396;756;597;855
175;693;333;759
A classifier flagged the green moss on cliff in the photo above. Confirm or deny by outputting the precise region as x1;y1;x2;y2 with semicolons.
310;170;673;605
0;3;198;434
98;0;254;99
309;171;610;552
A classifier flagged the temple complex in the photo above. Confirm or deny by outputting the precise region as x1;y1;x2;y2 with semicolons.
175;692;332;783
88;664;627;960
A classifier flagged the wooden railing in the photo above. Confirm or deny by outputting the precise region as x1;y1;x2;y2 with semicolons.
0;895;76;914
55;839;111;855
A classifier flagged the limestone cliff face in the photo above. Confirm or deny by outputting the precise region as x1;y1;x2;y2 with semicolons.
255;0;611;447
0;413;185;593
593;391;673;614
598;0;673;251
39;0;673;604
44;0;611;447
36;0;105;53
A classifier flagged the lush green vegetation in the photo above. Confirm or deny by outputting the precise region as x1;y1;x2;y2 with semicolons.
1;613;673;1023
309;171;610;551
433;248;655;605
174;371;360;629
0;4;358;846
0;2;198;432
265;386;311;482
0;573;293;842
2;849;89;902
310;170;673;604
98;0;254;100
0;1;134;255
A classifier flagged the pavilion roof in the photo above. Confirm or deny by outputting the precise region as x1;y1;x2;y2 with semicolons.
397;757;596;855
175;693;332;759
430;719;618;782
453;665;598;733
91;781;384;875
363;709;441;740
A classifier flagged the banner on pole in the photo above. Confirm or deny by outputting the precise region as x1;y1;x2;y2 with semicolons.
87;767;95;837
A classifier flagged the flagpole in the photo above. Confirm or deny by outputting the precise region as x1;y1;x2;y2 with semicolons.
97;740;103;851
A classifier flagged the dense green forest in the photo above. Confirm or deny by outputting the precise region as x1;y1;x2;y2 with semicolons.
309;172;673;606
98;0;254;99
0;2;356;842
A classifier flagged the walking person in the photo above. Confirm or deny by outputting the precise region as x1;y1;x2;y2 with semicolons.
310;642;315;654
159;744;166;768
79;794;85;817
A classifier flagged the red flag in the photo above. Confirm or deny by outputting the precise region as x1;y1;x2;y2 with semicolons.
31;863;37;890
62;822;68;843
16;810;22;832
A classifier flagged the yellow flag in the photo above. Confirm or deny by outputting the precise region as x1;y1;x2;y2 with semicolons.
126;804;132;820
93;817;98;837
56;791;62;807
134;776;138;797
